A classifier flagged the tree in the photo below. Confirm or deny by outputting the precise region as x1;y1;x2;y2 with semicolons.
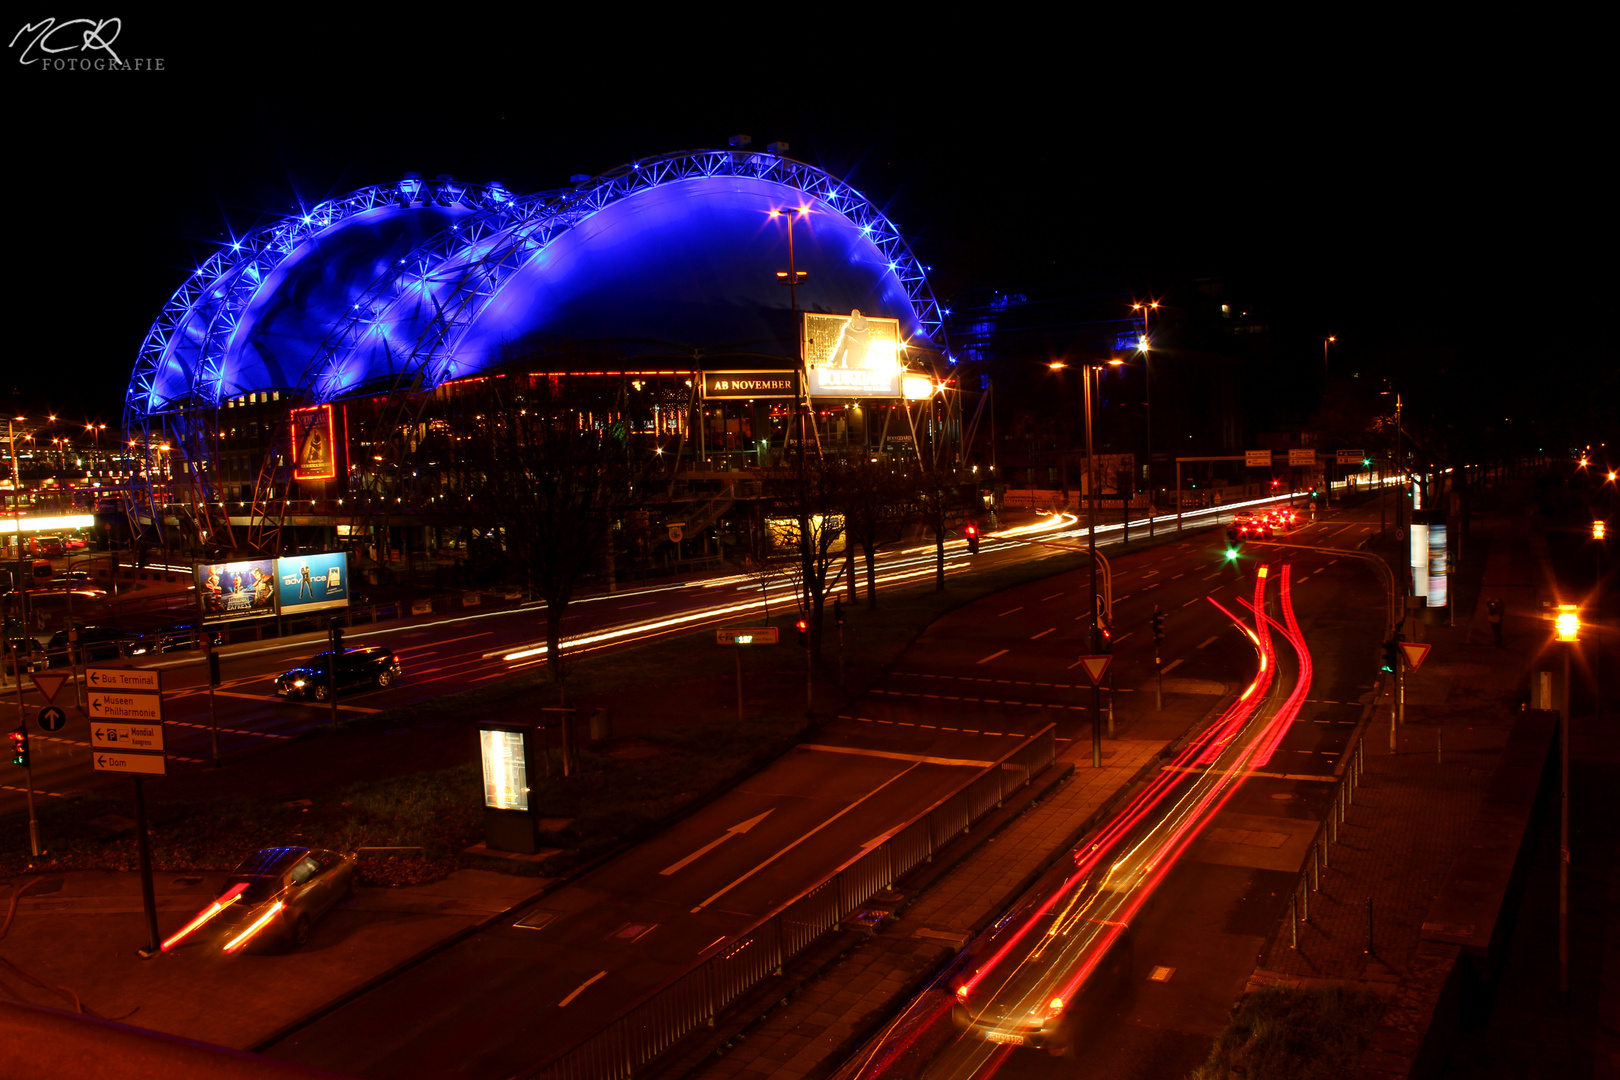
764;440;845;662
836;453;911;608
911;458;961;591
443;365;647;700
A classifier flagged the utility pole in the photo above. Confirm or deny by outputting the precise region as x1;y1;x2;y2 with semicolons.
1085;365;1101;768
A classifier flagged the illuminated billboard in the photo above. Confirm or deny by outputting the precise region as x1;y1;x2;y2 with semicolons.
291;404;337;481
701;370;800;400
803;309;905;398
197;558;278;623
275;551;350;616
480;729;530;811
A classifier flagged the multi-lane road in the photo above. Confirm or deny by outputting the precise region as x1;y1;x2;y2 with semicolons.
256;499;1389;1079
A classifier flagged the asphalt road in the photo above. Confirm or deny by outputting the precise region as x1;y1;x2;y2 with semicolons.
836;501;1389;1080
260;498;1388;1078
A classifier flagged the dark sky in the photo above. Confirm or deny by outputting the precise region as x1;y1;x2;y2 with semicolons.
6;16;1607;444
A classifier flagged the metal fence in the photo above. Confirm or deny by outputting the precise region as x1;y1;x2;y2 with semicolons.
1282;734;1367;951
528;724;1058;1080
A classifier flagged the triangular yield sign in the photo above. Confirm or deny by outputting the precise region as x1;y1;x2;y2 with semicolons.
29;671;70;703
1398;642;1432;672
1078;655;1112;686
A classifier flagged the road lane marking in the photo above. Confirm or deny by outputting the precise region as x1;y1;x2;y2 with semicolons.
802;744;995;767
998;607;1024;617
977;649;1008;664
2;784;65;797
1162;659;1184;674
1030;628;1055;640
1197;636;1218;649
617;601;657;610
660;810;775;876
212;690;382;715
1040;592;1064;601
1116;593;1131;601
558;970;608;1007
1171;573;1185;579
1114;632;1133;643
1181;597;1199;607
691;763;925;912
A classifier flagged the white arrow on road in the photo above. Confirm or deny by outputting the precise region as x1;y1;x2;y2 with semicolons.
659;810;774;876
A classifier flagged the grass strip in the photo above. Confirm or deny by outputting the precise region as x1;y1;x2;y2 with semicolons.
1190;984;1386;1080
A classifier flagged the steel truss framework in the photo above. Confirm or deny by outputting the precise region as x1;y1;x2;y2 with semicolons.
122;150;949;554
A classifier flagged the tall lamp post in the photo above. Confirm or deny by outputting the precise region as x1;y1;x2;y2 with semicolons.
1080;362;1105;767
1131;301;1159;536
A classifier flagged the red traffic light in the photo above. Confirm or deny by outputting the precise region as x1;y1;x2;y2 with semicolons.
965;524;977;537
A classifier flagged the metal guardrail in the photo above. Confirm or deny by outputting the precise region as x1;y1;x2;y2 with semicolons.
1283;733;1367;951
527;724;1059;1080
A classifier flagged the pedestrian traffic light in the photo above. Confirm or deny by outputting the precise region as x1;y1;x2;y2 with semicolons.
834;597;844;626
1151;608;1166;642
795;618;809;647
9;728;27;769
965;523;980;554
1381;634;1404;673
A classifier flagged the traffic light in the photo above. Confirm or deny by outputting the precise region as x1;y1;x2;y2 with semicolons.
795;618;809;647
965;523;980;554
1381;635;1403;673
9;728;27;769
834;597;844;627
1224;546;1240;562
1151;607;1166;643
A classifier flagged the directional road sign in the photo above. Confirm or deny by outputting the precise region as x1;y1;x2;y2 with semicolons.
92;721;166;752
716;627;779;645
86;667;162;693
1245;450;1272;467
28;672;69;703
1398;642;1433;672
88;692;164;722
37;707;67;732
1288;449;1316;466
1077;656;1113;686
93;751;166;775
1336;449;1366;465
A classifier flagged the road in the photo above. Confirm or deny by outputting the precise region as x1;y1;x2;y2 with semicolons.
831;505;1389;1080
260;497;1389;1079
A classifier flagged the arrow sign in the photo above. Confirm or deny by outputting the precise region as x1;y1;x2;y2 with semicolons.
93;751;166;775
28;672;70;703
659;809;774;876
89;693;164;722
92;721;166;752
1077;655;1113;686
1398;642;1432;672
86;667;162;693
37;707;67;732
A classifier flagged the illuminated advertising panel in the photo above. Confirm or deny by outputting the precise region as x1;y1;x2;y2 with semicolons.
701;370;800;399
275;551;350;616
803;310;905;398
196;558;278;623
480;729;530;811
291;404;337;481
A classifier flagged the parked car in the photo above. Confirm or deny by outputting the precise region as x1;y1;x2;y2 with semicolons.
167;846;358;953
63;535;89;551
27;536;65;557
147;620;225;653
46;625;153;664
274;646;401;701
3;618;46;673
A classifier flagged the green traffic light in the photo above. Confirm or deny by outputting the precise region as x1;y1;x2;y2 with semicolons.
1224;548;1239;561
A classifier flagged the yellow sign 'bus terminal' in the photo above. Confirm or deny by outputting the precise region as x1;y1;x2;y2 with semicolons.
85;667;163;693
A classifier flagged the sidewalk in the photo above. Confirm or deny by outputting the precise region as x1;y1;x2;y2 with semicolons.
676;734;1168;1080
0;867;551;1051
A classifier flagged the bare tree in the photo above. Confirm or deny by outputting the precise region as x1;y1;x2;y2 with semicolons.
911;459;961;591
837;453;911;608
442;365;647;700
765;446;845;661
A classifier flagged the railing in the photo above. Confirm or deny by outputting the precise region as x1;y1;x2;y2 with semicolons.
1281;734;1367;951
526;725;1058;1080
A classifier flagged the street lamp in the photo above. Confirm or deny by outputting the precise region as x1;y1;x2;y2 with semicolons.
1131;301;1160;534
1323;334;1336;376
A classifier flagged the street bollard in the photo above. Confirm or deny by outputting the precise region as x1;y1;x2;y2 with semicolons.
1365;897;1374;954
1311;843;1320;890
1301;877;1309;923
1290;895;1298;949
1321;830;1330;871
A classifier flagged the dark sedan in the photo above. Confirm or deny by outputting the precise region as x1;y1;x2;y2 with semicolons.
274;646;401;701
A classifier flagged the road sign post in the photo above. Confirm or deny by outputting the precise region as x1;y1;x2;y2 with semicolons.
1078;656;1112;768
203;634;220;768
134;774;160;957
716;627;779;724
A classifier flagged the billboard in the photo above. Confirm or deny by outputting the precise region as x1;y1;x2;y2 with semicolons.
276;551;350;616
197;558;278;623
803;309;905;398
701;370;800;399
291;404;337;481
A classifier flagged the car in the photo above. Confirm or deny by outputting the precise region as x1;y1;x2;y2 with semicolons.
146;620;225;653
1226;511;1272;543
274;646;401;701
63;535;89;551
46;625;154;664
27;536;65;557
3;618;47;674
163;846;358;954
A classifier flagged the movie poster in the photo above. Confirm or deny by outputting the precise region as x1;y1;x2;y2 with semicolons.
196;558;279;622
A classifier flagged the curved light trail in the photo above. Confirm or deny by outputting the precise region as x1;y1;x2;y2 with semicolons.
833;563;1313;1079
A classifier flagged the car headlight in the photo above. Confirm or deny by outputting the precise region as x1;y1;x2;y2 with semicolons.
293;679;305;687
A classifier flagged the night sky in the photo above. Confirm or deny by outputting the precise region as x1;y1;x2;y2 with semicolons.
7;16;1607;448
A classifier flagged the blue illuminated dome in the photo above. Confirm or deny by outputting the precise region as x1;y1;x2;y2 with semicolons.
126;150;945;425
